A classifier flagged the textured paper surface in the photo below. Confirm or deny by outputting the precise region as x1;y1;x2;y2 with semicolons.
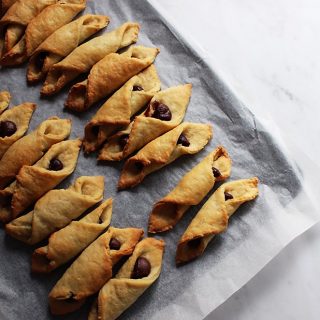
0;0;319;319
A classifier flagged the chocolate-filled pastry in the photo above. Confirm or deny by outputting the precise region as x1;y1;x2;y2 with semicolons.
0;0;17;16
41;22;140;96
148;146;232;233
0;0;56;58
83;64;161;153
99;84;192;161
32;198;113;273
27;15;109;84
0;0;86;66
176;177;259;265
88;237;165;320
5;176;104;244
65;46;160;112
0;117;71;189
0;102;36;159
0;90;10;113
118;122;213;190
48;226;144;315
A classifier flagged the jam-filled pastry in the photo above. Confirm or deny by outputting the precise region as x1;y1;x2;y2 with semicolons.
0;0;86;66
65;46;160;112
41;22;140;96
88;237;165;320
118;122;213;190
176;177;259;265
148;146;232;233
48;226;144;315
0;0;56;59
0;0;17;16
0;102;36;159
0;90;10;113
99;84;192;161
83;64;160;154
5;176;104;244
0;117;71;189
32;198;113;273
27;15;109;84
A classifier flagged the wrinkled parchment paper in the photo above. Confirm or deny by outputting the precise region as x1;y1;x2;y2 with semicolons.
0;1;319;319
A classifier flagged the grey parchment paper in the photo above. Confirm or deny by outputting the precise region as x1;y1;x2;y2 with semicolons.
0;0;319;319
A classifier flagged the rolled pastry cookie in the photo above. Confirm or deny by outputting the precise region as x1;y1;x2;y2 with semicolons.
83;64;160;153
148;146;232;233
1;0;17;16
49;226;144;315
89;238;165;320
5;176;104;244
0;0;56;57
99;84;192;161
32;198;113;273
0;102;36;159
176;177;259;265
0;90;10;113
118;122;213;190
65;46;160;112
41;22;140;96
27;15;109;84
0;0;86;66
0;117;71;189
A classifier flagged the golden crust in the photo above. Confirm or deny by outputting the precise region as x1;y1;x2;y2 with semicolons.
89;238;165;320
49;226;144;315
5;176;104;244
0;117;71;189
27;14;109;83
0;90;10;113
148;146;232;233
83;64;161;153
41;22;140;96
1;0;18;16
65;46;160;112
32;198;113;273
99;84;192;161
118;122;213;190
176;177;259;265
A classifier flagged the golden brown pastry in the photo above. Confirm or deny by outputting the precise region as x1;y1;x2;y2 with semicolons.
88;237;165;320
176;177;259;265
0;0;86;66
65;46;160;112
0;0;56;58
99;84;192;161
118;122;213;190
148;146;232;233
27;14;109;84
32;198;113;273
0;117;71;189
83;64;161;154
0;102;36;159
5;176;104;244
49;226;144;315
1;0;18;16
41;22;140;96
0;90;10;113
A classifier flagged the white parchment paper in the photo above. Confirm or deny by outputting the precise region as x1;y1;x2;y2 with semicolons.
0;1;319;319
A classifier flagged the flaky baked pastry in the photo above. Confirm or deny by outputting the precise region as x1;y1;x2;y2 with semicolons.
99;84;192;161
32;198;113;273
148;146;232;233
27;14;109;83
0;0;17;16
176;177;259;265
0;90;10;113
83;64;160;154
65;46;160;112
0;117;71;189
41;22;140;96
49;226;144;315
118;122;213;190
88;237;165;320
5;176;104;244
1;0;86;66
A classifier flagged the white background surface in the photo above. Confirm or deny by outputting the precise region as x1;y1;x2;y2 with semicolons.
148;0;320;319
